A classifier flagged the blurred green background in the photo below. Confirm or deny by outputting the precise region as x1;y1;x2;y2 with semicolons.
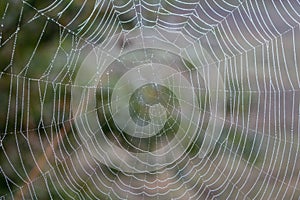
0;0;299;199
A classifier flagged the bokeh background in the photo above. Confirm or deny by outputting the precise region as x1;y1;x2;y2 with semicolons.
0;0;300;199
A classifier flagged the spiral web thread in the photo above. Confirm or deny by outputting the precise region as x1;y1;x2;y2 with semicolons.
0;0;300;199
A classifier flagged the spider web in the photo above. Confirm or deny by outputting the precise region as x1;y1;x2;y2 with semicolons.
0;0;300;199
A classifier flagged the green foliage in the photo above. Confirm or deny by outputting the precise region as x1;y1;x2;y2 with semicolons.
226;79;252;116
215;127;261;165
